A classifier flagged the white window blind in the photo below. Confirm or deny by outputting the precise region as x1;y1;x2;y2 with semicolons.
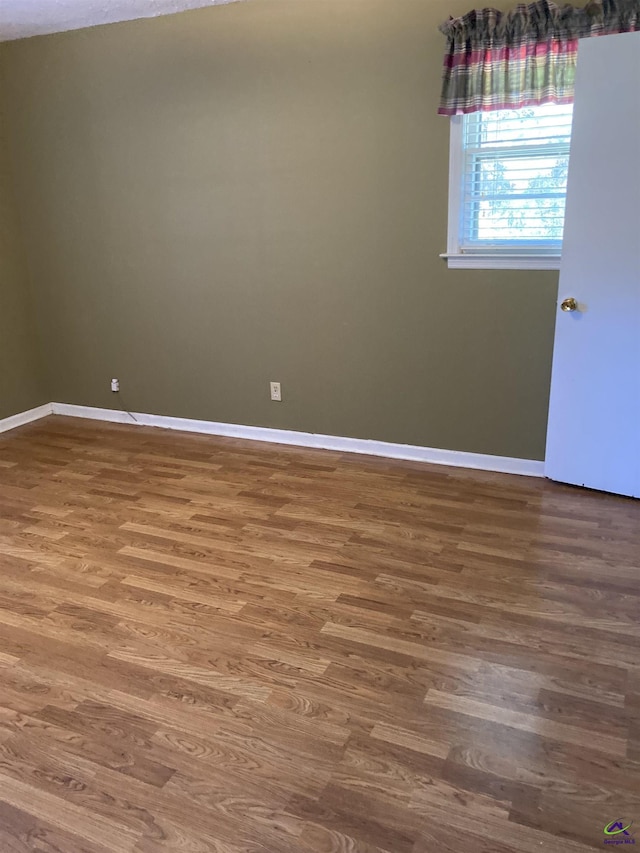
459;103;574;256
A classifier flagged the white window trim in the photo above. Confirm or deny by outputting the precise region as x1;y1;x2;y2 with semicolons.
441;116;562;271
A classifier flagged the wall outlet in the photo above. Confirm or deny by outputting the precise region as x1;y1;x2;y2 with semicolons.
111;378;120;393
270;381;282;402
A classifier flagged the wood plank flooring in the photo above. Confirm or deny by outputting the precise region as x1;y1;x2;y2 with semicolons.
0;415;638;852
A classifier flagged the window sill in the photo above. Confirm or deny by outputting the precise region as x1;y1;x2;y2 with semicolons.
440;253;561;271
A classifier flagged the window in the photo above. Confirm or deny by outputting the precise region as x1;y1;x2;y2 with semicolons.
443;103;574;270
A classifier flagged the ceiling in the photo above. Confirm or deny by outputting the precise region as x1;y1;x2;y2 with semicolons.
0;0;247;42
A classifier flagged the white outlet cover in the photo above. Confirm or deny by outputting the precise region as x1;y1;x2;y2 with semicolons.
270;382;282;402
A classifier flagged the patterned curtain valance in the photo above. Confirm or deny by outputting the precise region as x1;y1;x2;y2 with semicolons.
438;0;640;115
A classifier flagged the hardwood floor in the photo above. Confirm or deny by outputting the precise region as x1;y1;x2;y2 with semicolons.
0;415;638;852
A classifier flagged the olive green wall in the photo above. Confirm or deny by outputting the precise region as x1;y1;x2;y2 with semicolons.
0;0;559;459
0;77;45;420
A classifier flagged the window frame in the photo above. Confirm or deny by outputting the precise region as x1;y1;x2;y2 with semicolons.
441;113;566;271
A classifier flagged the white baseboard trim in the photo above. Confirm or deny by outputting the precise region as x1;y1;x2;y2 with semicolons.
50;402;544;478
0;403;53;435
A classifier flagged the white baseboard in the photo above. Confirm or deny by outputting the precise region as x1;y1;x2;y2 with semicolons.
0;403;53;435
49;403;544;478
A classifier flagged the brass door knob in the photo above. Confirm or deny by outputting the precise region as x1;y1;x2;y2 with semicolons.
561;297;578;313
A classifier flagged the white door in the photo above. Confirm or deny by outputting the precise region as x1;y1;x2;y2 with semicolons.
545;31;640;498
